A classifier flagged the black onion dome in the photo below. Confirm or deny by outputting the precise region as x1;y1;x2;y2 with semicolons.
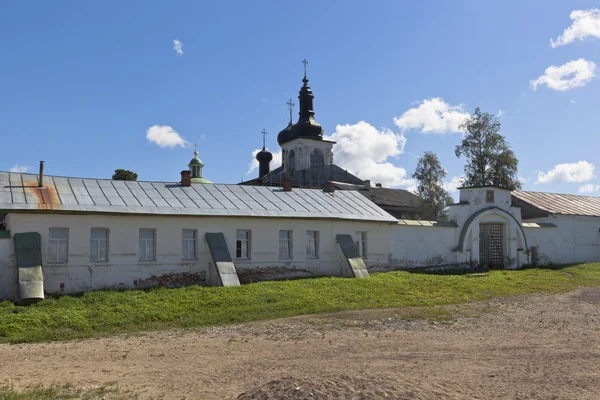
256;147;273;162
290;76;323;141
277;121;294;145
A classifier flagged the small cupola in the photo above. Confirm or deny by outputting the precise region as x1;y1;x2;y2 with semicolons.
188;147;212;184
256;129;273;178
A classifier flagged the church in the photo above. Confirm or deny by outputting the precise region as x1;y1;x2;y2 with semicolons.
241;62;427;220
1;65;600;303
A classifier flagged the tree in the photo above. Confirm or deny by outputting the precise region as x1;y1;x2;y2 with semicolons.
412;151;454;220
455;107;521;190
112;169;138;181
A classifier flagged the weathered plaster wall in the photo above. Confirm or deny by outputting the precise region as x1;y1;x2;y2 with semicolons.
1;213;390;299
386;225;458;269
524;215;600;264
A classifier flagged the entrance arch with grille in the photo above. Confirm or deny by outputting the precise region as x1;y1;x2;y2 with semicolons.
479;223;504;268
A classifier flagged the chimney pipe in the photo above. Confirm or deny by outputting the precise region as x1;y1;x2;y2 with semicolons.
180;170;191;187
376;183;382;188
38;161;45;187
282;177;292;192
364;180;371;189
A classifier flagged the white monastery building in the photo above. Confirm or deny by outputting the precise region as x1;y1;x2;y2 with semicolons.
1;68;599;302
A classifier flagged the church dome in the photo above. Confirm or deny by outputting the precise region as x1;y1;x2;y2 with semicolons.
188;150;203;166
289;72;323;141
256;147;273;162
277;121;294;145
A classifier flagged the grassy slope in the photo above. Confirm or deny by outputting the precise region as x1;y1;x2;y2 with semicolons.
0;264;598;344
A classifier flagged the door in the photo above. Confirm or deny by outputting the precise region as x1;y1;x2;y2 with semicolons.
479;223;504;268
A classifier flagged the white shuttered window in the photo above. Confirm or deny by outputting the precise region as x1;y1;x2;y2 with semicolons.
306;231;319;258
236;230;251;259
49;228;69;262
90;228;108;262
182;229;196;259
139;229;156;261
279;230;293;259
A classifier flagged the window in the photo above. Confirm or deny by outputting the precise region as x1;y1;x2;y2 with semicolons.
306;231;319;258
355;231;367;258
139;229;156;261
236;230;251;259
49;228;69;262
182;229;196;259
279;230;293;259
288;150;296;173
90;228;108;262
486;190;495;203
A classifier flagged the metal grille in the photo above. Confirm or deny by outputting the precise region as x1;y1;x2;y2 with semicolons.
479;223;504;267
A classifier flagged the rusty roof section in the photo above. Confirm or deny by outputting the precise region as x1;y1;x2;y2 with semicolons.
0;171;397;223
512;190;600;217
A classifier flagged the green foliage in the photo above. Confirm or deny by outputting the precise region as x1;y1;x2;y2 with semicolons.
455;108;521;190
0;263;598;344
412;151;454;220
111;169;138;181
0;382;139;400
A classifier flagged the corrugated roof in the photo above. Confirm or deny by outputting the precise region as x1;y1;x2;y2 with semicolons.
0;172;397;223
522;222;557;228
397;219;458;227
333;183;424;209
512;190;600;217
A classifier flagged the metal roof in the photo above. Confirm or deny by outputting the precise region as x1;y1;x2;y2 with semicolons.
0;172;397;223
397;219;457;227
512;190;600;217
522;222;557;228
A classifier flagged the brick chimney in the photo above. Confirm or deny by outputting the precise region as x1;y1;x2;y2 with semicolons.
364;180;371;189
282;177;292;192
376;183;382;188
323;181;336;193
181;170;191;187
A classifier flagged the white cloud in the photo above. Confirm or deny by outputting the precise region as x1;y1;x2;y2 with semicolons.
443;176;464;193
9;164;30;173
325;121;413;188
146;125;188;148
246;149;282;175
551;9;600;48
173;39;184;56
393;98;469;134
535;161;595;184
571;99;577;104
578;184;600;194
530;59;596;91
498;109;506;117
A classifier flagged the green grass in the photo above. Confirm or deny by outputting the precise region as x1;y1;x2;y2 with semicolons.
0;263;599;344
0;382;142;400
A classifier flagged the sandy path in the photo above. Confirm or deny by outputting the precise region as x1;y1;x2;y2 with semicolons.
1;287;599;399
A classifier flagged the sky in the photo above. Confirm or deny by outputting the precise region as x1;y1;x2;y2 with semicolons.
1;1;599;197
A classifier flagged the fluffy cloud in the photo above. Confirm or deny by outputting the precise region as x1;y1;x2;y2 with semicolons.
246;149;282;175
146;125;188;148
536;161;595;184
551;9;600;48
325;121;413;188
578;184;600;194
9;164;30;173
173;39;184;56
393;98;469;134
530;59;596;91
443;176;464;193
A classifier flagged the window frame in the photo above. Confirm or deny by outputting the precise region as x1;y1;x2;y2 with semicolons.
236;229;251;260
306;230;319;259
48;227;69;263
279;230;293;259
355;231;367;259
139;228;156;261
181;229;197;260
90;227;109;262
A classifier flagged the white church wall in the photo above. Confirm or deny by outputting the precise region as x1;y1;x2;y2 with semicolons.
2;213;390;298
524;215;600;264
282;138;334;174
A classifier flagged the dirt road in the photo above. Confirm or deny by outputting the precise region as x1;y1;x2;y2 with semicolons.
1;288;599;399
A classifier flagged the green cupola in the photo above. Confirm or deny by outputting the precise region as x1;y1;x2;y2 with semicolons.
188;149;212;184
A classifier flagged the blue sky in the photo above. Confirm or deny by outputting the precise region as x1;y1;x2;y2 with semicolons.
1;1;599;196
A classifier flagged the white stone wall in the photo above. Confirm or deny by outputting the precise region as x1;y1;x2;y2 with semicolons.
387;225;458;269
1;213;390;299
524;215;600;264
